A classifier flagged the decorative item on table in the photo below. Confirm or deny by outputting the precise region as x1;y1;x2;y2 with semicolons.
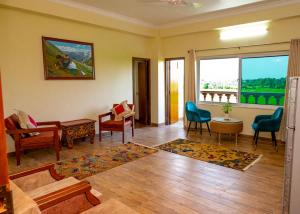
222;102;232;120
42;37;95;80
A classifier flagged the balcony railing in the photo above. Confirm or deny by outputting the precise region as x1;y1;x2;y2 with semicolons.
200;90;285;105
241;92;285;105
200;90;237;103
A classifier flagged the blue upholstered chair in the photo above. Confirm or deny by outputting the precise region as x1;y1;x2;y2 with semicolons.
252;107;283;151
185;101;211;136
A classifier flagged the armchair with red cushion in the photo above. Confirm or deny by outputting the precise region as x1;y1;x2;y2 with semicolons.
5;114;61;165
98;104;135;143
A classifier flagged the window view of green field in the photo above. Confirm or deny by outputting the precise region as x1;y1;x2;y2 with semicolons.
240;55;288;106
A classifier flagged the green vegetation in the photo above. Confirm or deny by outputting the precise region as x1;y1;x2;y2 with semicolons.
45;42;93;78
241;78;286;106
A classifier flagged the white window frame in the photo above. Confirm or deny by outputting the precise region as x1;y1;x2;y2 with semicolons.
197;51;289;109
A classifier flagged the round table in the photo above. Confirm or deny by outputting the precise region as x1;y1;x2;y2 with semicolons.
210;117;243;146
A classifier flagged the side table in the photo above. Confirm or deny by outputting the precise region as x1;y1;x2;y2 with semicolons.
210;117;243;146
61;119;96;149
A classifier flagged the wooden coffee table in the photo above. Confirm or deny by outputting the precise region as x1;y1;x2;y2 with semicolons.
210;117;243;146
61;119;96;149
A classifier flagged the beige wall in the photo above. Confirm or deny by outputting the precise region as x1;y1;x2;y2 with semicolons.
0;7;152;152
162;16;300;139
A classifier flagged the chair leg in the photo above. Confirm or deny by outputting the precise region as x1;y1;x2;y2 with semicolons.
122;131;125;144
187;121;191;136
200;123;203;135
111;131;113;136
272;132;278;152
132;125;134;137
122;126;125;144
253;131;258;144
99;122;102;142
16;148;21;166
206;122;211;136
56;149;60;161
254;131;259;150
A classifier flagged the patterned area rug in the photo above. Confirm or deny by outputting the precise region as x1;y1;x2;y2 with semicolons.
55;142;158;179
155;138;262;171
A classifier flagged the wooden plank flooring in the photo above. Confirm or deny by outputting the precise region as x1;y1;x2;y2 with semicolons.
8;122;285;214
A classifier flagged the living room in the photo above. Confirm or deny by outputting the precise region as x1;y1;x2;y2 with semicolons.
0;0;300;213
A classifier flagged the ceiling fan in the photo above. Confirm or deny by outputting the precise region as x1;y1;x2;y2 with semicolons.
140;0;202;8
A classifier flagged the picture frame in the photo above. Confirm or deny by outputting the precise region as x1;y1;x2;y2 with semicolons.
42;36;95;80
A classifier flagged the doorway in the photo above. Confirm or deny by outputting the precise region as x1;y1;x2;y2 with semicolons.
132;57;151;125
165;58;185;125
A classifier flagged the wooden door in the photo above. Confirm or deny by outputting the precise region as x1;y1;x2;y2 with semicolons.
137;61;148;124
170;68;179;123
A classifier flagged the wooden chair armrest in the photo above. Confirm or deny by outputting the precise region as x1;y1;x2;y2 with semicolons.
6;126;58;135
37;121;61;129
34;180;100;211
9;163;64;180
122;112;135;120
99;112;112;122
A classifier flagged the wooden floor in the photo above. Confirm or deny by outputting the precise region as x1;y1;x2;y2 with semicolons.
8;122;285;214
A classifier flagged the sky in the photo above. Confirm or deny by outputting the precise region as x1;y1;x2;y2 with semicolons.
199;58;239;82
48;40;91;53
242;55;288;80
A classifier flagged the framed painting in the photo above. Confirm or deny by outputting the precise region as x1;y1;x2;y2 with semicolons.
42;37;95;80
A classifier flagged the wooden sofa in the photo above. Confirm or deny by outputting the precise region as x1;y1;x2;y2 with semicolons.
9;164;102;214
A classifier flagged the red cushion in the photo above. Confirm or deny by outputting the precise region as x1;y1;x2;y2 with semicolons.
114;104;125;115
28;115;38;127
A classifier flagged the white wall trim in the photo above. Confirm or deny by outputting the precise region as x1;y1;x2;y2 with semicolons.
160;0;300;28
49;0;157;28
50;0;300;29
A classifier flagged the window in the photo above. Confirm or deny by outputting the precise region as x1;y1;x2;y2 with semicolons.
198;54;289;106
199;58;239;103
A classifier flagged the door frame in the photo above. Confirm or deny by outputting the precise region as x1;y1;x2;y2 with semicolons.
165;57;185;125
132;57;151;125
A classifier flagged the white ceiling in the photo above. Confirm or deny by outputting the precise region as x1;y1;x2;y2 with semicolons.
52;0;293;26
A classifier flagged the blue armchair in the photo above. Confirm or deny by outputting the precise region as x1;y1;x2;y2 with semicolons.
252;107;283;151
185;101;211;136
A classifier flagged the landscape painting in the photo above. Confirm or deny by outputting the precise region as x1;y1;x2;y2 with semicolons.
42;37;95;80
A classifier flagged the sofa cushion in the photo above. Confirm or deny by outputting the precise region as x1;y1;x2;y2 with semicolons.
10;180;41;214
81;199;139;214
20;131;57;146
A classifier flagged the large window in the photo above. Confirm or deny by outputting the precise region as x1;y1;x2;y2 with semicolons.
198;54;289;106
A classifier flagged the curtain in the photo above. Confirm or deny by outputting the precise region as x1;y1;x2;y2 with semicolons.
184;49;197;127
283;39;300;139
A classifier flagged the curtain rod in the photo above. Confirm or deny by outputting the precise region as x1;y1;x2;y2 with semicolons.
191;41;290;53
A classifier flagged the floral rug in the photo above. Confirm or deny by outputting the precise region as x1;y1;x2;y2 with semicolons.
155;138;262;171
55;142;158;179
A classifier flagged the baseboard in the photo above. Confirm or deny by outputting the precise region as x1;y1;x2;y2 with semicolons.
151;122;165;127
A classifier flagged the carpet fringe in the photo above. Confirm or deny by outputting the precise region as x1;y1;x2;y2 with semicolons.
242;154;263;171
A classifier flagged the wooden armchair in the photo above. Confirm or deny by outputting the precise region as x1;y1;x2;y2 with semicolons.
98;104;135;143
9;163;101;214
5;114;61;165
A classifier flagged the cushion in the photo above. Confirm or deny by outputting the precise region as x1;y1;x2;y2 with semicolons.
20;131;57;146
16;110;39;136
101;119;132;128
81;199;139;214
111;101;133;121
10;180;41;214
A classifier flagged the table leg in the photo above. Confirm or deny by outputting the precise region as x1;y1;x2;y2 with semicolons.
89;132;95;144
235;134;238;146
66;136;73;149
218;133;221;145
